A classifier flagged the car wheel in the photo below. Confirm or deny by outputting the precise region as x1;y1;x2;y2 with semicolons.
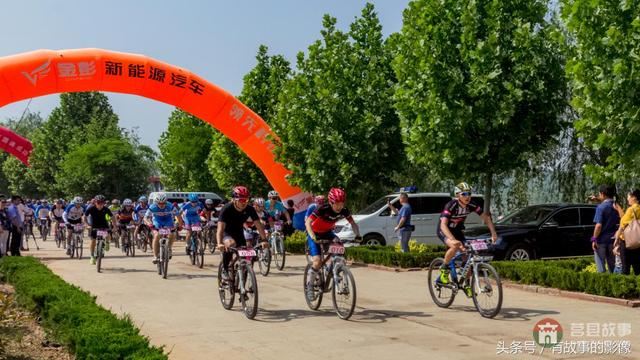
363;234;385;246
506;244;533;261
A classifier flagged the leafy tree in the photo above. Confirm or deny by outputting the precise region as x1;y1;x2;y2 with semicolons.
158;109;215;192
29;92;121;196
273;4;403;208
58;138;152;199
561;0;640;183
393;0;567;212
208;45;291;197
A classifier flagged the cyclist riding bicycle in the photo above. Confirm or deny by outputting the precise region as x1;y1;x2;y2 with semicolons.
304;195;325;221
199;198;219;224
108;199;121;213
116;199;135;236
180;193;204;255
133;195;150;240
63;197;86;255
304;188;360;295
50;199;65;240
217;186;269;280
144;192;176;265
35;200;51;234
437;182;498;286
251;197;275;231
265;190;292;226
84;195;117;265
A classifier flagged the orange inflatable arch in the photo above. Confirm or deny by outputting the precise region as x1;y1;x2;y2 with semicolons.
0;49;312;225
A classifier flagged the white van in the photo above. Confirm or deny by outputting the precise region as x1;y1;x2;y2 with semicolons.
148;191;223;206
335;192;484;246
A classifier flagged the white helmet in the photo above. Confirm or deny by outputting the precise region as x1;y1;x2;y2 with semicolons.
155;192;168;203
268;190;278;198
73;196;83;205
205;198;214;205
123;198;133;206
253;197;265;207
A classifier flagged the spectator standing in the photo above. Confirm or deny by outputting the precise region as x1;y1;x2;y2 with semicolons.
284;199;295;237
0;195;10;257
591;185;620;273
613;189;640;275
389;192;413;253
7;195;24;256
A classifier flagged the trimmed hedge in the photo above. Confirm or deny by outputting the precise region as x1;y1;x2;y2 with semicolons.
492;259;640;299
345;246;445;268
0;257;167;360
285;231;307;254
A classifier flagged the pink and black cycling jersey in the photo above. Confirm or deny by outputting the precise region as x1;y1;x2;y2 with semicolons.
440;200;483;232
308;204;353;234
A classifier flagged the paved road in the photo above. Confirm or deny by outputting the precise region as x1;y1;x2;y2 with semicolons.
24;236;639;360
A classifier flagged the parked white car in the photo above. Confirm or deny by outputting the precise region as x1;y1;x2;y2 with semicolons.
335;192;484;246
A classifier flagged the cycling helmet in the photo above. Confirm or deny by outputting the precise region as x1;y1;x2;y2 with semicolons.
55;199;63;204
232;186;250;199
43;199;49;204
154;192;168;203
328;188;346;203
123;198;133;206
94;195;106;203
253;197;265;207
205;198;214;205
454;182;472;195
188;193;199;202
111;199;120;205
73;196;83;205
268;190;279;198
138;195;147;202
314;195;325;206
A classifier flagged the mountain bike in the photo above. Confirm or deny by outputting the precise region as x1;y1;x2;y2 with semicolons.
204;217;218;254
95;228;109;273
217;246;259;319
303;239;357;320
55;223;66;248
136;223;150;252
270;220;286;271
427;238;503;319
39;218;49;242
120;224;136;257
244;229;270;276
187;223;205;268
156;227;173;279
69;224;84;259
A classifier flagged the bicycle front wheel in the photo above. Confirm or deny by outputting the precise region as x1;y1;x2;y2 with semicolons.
273;235;286;271
198;237;205;269
76;236;83;260
471;263;503;319
427;258;456;308
240;264;259;320
258;248;271;276
218;262;235;310
96;241;103;273
303;263;323;310
162;242;169;279
332;265;356;320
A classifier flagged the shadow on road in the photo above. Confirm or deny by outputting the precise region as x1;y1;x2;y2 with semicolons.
449;305;559;321
254;307;432;324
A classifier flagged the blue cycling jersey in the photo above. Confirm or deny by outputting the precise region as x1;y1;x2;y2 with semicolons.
265;200;286;218
133;204;149;222
180;202;203;224
145;203;175;228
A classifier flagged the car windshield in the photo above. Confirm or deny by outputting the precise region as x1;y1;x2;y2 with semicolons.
497;206;556;225
356;195;395;215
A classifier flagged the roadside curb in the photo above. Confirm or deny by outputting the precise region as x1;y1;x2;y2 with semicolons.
349;262;640;308
502;282;640;308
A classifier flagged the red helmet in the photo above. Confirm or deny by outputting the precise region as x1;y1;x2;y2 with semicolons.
314;195;325;206
232;186;250;199
327;188;346;203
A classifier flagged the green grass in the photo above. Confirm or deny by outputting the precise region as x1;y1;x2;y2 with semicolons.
0;257;167;360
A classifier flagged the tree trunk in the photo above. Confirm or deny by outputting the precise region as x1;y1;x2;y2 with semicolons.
484;173;493;218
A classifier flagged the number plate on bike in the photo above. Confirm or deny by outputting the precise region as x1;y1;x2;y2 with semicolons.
208;221;217;226
159;228;171;236
74;225;84;232
329;244;345;255
127;224;135;229
59;223;66;228
238;249;256;257
274;222;283;231
191;225;202;231
469;240;488;251
96;230;108;237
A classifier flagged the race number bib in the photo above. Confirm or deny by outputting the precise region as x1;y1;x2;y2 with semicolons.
159;228;172;236
191;225;202;232
469;240;488;251
329;244;345;255
96;230;109;238
74;224;84;232
238;249;256;257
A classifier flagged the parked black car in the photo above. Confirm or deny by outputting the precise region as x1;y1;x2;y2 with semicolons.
464;203;597;261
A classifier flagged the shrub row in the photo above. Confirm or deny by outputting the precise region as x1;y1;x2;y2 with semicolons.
492;259;640;299
0;256;167;360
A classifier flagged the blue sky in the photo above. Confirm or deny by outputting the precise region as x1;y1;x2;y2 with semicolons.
0;1;409;149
